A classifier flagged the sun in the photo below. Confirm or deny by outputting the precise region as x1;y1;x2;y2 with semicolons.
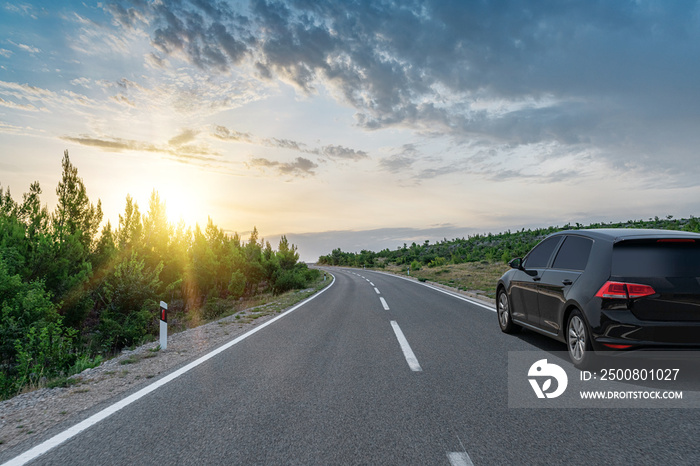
160;185;199;226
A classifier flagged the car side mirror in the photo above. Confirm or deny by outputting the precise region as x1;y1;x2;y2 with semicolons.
509;257;524;270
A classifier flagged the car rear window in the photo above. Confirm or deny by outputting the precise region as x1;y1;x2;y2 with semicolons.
612;241;700;277
552;236;593;271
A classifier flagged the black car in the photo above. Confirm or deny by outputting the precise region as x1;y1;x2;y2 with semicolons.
497;228;700;368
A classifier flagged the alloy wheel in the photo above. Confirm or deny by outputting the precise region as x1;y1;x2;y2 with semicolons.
568;315;586;361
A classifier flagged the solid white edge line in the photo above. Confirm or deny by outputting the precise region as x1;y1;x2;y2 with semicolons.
367;269;495;312
447;451;474;466
390;321;422;372
379;297;390;310
2;274;337;466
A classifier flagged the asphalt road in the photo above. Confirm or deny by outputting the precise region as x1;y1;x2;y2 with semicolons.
3;267;699;465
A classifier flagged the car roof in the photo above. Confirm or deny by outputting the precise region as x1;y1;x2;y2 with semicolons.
551;228;700;242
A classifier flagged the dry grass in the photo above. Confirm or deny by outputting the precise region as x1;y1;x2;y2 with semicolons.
379;261;509;299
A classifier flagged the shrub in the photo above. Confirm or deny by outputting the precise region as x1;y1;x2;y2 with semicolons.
12;321;78;394
94;308;153;353
272;263;318;295
428;256;447;268
202;297;230;320
228;270;246;299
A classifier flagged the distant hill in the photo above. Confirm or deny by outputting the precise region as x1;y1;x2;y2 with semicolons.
317;216;700;267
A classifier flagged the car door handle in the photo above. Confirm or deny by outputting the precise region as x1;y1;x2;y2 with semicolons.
562;279;573;286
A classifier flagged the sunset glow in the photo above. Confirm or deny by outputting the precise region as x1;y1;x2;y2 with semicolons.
3;1;700;261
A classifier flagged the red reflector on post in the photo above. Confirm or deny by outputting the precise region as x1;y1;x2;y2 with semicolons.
595;281;656;299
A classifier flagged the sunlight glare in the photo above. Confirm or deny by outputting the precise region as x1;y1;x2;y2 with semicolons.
160;185;198;226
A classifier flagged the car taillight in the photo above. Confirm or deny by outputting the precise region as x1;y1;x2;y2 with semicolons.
595;281;656;299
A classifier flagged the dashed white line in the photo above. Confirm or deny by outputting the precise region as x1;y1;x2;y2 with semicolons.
379;297;390;310
447;452;474;466
374;287;381;294
390;321;422;372
371;270;494;312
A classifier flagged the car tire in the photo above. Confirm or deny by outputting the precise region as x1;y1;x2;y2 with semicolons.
497;289;521;334
566;309;597;369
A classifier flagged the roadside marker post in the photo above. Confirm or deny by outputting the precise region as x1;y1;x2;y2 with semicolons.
159;301;168;350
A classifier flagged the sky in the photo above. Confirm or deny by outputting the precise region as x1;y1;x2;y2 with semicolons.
2;0;700;261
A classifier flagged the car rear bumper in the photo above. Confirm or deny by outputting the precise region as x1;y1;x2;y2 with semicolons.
592;309;700;350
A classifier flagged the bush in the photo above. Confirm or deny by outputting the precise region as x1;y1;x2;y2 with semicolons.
94;308;153;353
272;264;319;295
12;321;78;394
228;270;246;299
409;260;421;271
428;256;447;268
272;269;307;294
202;297;231;320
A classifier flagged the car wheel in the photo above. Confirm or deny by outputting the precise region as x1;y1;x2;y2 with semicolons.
567;309;596;369
497;289;521;334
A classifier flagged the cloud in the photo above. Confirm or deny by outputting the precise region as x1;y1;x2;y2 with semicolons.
3;2;36;17
212;124;368;162
379;144;420;173
16;43;40;54
61;131;222;168
212;125;253;142
169;128;199;146
315;144;368;161
248;156;318;177
0;96;43;112
106;0;700;183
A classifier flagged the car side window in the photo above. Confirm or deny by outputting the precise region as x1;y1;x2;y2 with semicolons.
523;236;562;268
552;236;593;271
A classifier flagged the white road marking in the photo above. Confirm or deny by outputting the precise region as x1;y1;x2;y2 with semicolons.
447;452;474;466
369;282;374;286
374;287;381;294
390;321;422;372
379;297;390;310
2;276;337;466
372;270;495;312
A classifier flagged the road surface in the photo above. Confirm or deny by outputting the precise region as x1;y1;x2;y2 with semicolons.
2;267;699;465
